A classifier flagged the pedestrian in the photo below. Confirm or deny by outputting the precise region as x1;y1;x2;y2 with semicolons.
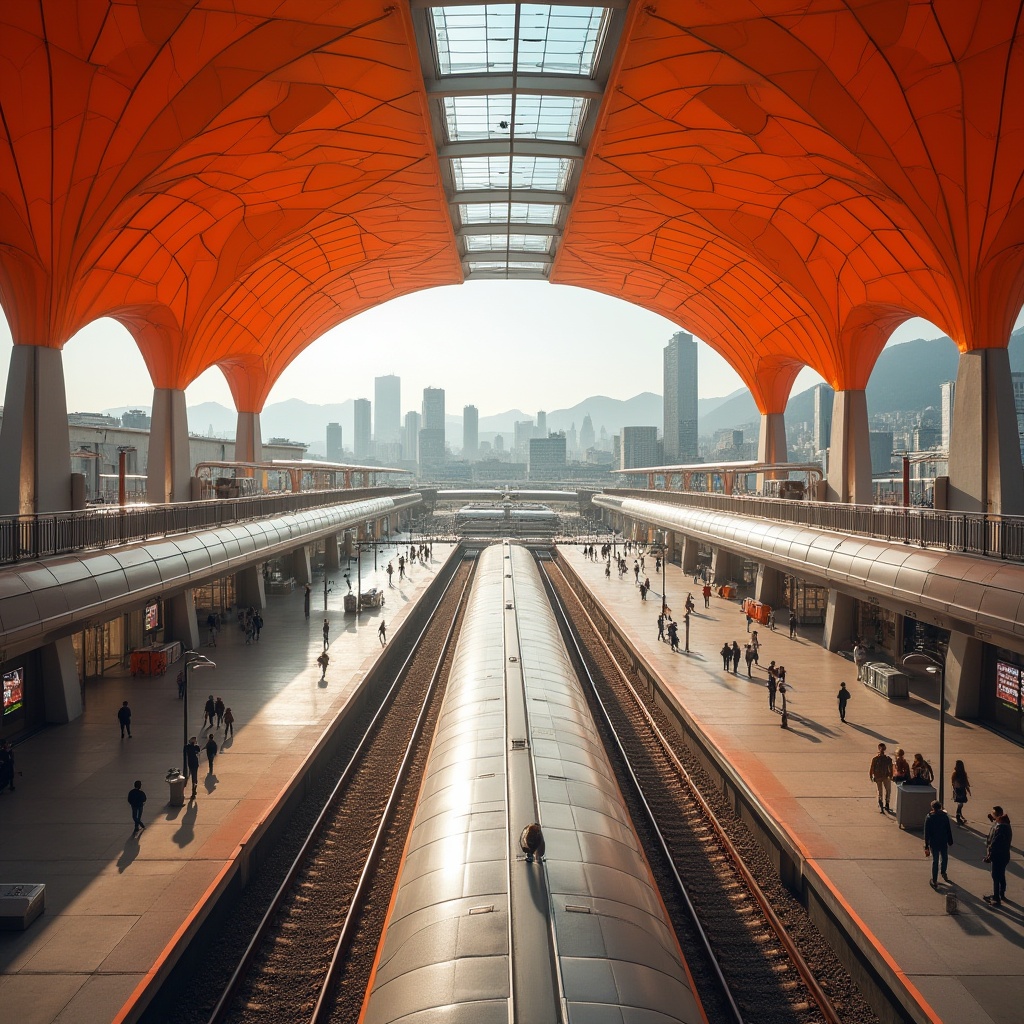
184;737;200;798
951;760;971;823
322;618;330;650
127;780;147;833
869;742;894;813
767;608;775;630
685;593;694;615
176;670;185;699
746;612;752;632
908;753;934;785
658;614;666;642
387;561;394;587
317;650;330;679
203;694;216;730
984;806;1012;906
702;583;711;608
0;740;15;791
605;561;611;578
750;630;760;663
304;583;311;618
720;642;731;670
205;733;218;774
731;641;741;673
223;706;235;738
378;620;387;646
633;562;640;584
399;555;406;580
207;612;217;647
667;620;679;652
778;680;788;716
789;611;798;639
768;672;777;711
837;682;851;722
923;800;954;888
893;748;911;785
214;696;225;729
117;700;133;738
853;639;867;680
744;644;755;677
639;582;647;602
254;613;263;641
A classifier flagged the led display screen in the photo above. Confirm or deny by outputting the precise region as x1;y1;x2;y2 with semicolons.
3;667;24;715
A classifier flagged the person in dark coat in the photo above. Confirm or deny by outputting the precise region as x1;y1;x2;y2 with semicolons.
744;644;755;677
720;642;731;670
128;780;147;833
322;618;330;650
731;641;741;673
837;682;851;722
923;800;954;889
667;620;679;652
205;733;218;775
117;700;132;738
768;672;778;711
303;583;311;618
223;707;235;738
658;614;666;642
203;695;216;730
214;697;225;729
984;806;1013;906
184;737;201;798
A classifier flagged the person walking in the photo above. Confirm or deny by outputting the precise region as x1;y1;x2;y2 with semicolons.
184;737;201;799
767;608;775;631
869;742;894;813
304;583;311;618
984;806;1012;906
744;644;755;677
750;630;760;664
658;614;666;643
720;642;731;670
386;561;394;587
746;612;753;632
177;670;185;699
378;620;387;646
837;682;851;722
322;618;330;650
127;780;147;834
923;800;954;888
768;671;778;711
789;611;798;639
778;680;788;716
317;650;329;680
253;612;263;642
223;706;235;739
667;620;680;653
205;733;218;775
214;696;225;729
203;695;216;731
731;641;741;674
853;640;867;681
117;700;132;739
951;761;971;823
702;583;711;608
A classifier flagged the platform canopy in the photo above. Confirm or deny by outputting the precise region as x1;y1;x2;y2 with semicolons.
1;1;1022;413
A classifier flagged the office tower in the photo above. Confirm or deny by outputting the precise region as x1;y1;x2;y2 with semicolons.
536;410;547;437
1013;373;1024;462
463;405;479;460
813;383;834;455
420;387;446;474
374;374;401;444
566;421;577;456
494;434;505;452
326;422;343;462
663;331;698;461
404;411;421;464
621;426;659;469
529;433;566;480
514;420;534;459
940;380;955;450
353;399;371;459
580;414;595;453
869;431;894;476
422;387;445;431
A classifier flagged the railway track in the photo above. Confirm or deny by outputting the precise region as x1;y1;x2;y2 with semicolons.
541;554;880;1024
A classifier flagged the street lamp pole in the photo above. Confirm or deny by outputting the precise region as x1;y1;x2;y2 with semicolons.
661;531;668;618
181;651;216;774
901;649;946;805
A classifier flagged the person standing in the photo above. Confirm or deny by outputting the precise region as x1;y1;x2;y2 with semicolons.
254;612;263;641
223;706;235;738
923;800;954;888
303;583;311;618
214;696;225;729
869;742;894;813
128;780;147;834
731;641;741;674
203;695;216;730
789;611;798;639
720;642;731;670
767;608;775;630
837;682;851;722
386;561;394;587
667;620;679;652
768;671;778;711
117;700;133;739
184;737;201;799
205;733;218;775
702;583;711;608
177;670;185;699
746;612;752;632
378;620;387;646
853;640;867;681
744;644;755;677
322;618;330;650
984;807;1012;906
951;761;971;823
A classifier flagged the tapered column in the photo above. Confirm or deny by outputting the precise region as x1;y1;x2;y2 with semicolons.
147;388;192;504
236;565;266;610
40;637;83;723
681;535;699;574
823;589;855;652
826;390;871;504
235;410;263;463
291;545;312;586
756;412;787;492
755;565;784;606
947;349;1024;514
0;345;72;514
167;591;200;651
325;534;341;571
711;547;742;584
944;631;983;717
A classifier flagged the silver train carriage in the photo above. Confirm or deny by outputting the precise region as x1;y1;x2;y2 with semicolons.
360;541;707;1024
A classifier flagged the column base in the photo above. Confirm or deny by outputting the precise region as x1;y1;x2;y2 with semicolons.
40;637;83;723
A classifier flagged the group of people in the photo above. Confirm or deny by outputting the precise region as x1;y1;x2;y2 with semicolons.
201;694;234;736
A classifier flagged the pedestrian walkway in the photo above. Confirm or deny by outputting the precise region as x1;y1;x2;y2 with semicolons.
0;541;453;1024
560;546;1024;1024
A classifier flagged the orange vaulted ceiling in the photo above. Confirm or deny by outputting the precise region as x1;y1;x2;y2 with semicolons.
0;0;460;403
555;0;1024;409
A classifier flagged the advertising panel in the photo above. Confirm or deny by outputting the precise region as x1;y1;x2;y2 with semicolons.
995;660;1021;711
144;601;159;632
3;667;24;715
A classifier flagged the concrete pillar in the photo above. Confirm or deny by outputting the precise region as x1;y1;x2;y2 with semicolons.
711;547;741;584
947;349;1024;515
0;345;73;514
945;631;983;717
167;590;200;652
235;410;263;464
147;388;192;504
343;531;355;557
822;589;856;652
754;564;784;607
235;565;266;610
681;535;699;574
40;637;83;723
291;545;312;586
826;390;871;504
757;411;787;492
325;533;341;572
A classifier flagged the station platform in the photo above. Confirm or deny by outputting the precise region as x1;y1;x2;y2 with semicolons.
0;541;454;1024
558;546;1024;1024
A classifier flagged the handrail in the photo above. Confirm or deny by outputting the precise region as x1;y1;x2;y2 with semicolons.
605;488;1024;564
0;487;411;566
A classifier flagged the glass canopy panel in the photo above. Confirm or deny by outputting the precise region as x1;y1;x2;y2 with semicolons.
443;94;588;142
467;260;548;273
459;202;560;225
451;155;571;191
431;5;609;77
464;233;551;252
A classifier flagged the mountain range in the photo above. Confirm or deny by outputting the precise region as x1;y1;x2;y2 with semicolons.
103;327;1024;452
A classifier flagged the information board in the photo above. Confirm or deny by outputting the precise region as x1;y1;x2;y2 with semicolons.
995;661;1021;711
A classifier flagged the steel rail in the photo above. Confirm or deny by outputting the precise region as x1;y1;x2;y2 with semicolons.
204;556;471;1024
542;558;844;1024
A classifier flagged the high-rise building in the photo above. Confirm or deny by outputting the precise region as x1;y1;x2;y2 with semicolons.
529;433;566;480
536;410;547;437
353;399;371;459
514;419;534;459
579;414;595;452
621;426;659;470
494;434;505;452
566;421;577;456
420;387;446;474
374;374;401;444
404;411;421;464
940;380;955;450
463;405;479;460
869;431;894;476
663;331;698;462
422;387;445;431
813;384;834;455
326;422;343;462
1013;373;1024;462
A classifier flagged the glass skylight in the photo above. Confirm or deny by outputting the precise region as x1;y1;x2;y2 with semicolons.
443;94;587;142
451;155;572;192
431;5;609;77
459;202;560;225
467;260;549;273
465;233;551;252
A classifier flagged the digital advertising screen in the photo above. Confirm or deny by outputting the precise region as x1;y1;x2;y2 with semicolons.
995;660;1021;711
3;667;24;715
144;601;159;632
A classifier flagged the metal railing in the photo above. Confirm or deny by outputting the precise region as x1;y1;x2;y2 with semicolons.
606;489;1024;563
0;488;409;566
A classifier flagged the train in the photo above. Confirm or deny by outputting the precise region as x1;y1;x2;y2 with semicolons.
360;542;707;1024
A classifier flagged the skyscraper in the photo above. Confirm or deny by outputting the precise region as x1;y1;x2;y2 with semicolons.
621;426;659;469
463;405;479;461
404;410;421;464
353;399;371;459
940;380;955;450
580;414;595;453
374;374;401;444
663;331;698;462
529;433;566;480
420;387;446;475
536;410;547;437
326;422;343;462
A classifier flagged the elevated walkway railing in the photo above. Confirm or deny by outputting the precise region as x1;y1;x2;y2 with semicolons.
606;488;1024;564
0;487;409;566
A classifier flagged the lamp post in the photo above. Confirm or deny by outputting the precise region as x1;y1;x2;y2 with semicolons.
181;651;216;774
661;530;668;619
901;648;946;805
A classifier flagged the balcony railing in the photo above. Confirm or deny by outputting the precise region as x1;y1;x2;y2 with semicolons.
606;488;1024;563
0;488;410;566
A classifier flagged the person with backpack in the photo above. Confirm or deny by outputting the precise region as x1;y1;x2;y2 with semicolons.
908;753;934;786
127;780;147;834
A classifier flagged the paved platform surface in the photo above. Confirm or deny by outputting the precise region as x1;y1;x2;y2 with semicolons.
560;545;1024;1024
0;540;453;1024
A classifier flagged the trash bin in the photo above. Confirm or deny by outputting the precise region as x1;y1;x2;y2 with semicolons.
166;768;187;807
895;782;936;829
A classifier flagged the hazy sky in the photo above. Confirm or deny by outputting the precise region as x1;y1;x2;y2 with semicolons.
1;282;1021;417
